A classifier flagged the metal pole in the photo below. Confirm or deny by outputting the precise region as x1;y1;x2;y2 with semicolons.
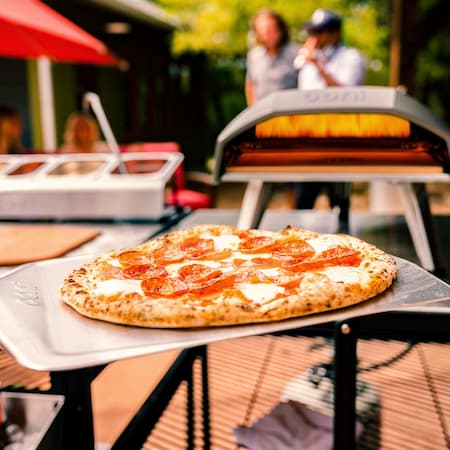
37;57;57;151
82;92;127;174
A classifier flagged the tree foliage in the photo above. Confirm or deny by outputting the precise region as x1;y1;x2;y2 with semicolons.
156;0;389;82
154;0;449;124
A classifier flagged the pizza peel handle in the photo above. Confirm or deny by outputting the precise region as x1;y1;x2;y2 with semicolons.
83;92;127;174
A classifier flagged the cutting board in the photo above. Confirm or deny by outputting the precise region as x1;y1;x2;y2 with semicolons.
0;225;101;265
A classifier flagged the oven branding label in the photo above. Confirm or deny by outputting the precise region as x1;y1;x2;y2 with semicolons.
303;90;366;104
12;281;40;306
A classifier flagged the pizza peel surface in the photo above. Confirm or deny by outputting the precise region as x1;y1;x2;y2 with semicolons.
60;224;397;328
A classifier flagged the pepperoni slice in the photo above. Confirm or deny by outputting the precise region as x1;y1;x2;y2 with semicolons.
99;262;127;280
287;246;361;271
287;259;326;272
190;272;236;295
268;272;303;289
123;264;168;279
152;245;185;265
273;240;315;260
117;250;151;266
232;258;247;268
238;235;277;253
141;277;188;297
178;264;222;284
318;246;361;266
250;257;280;268
200;249;233;261
180;237;215;258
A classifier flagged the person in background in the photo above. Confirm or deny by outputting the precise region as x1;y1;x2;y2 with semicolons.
245;8;299;106
294;9;367;229
59;112;109;154
0;105;24;154
296;8;366;89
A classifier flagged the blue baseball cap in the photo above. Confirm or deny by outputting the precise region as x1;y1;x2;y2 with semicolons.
304;9;342;32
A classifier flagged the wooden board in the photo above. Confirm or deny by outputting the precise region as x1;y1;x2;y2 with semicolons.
0;225;101;265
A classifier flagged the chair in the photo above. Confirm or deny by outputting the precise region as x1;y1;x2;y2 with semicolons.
120;142;212;210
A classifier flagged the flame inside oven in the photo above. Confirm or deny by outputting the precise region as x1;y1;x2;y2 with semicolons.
255;113;411;139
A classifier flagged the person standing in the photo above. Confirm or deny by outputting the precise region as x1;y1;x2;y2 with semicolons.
59;112;109;154
245;8;299;105
296;9;366;89
294;9;366;229
0;105;24;154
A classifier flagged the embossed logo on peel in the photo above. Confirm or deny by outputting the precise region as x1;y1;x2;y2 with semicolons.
12;281;40;306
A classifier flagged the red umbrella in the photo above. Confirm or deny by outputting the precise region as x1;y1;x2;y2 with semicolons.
0;0;119;65
0;0;121;149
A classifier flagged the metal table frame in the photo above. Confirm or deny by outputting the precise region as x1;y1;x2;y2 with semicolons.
27;306;446;450
117;308;450;450
1;212;448;449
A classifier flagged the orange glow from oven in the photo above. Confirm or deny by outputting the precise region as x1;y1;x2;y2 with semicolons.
255;113;411;138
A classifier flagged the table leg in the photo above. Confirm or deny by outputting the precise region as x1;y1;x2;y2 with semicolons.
111;346;210;450
200;345;211;450
333;321;357;450
50;367;102;450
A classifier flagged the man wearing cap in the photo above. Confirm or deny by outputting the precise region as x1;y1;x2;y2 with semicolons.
296;8;366;89
293;9;366;230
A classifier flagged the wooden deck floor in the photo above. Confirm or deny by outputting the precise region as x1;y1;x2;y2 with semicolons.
143;336;450;450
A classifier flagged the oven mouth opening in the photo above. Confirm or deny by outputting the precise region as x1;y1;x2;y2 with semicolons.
255;113;411;139
222;117;449;175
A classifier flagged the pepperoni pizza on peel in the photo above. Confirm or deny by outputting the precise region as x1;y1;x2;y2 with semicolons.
60;224;397;328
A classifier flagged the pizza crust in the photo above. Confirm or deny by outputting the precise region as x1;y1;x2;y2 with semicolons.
60;225;397;328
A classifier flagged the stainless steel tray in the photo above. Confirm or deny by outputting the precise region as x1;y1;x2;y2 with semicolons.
0;152;183;219
0;255;449;372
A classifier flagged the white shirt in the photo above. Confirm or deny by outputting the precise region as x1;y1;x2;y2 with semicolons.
298;44;366;90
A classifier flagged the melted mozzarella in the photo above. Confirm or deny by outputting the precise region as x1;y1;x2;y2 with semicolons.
306;237;334;255
201;233;241;251
94;279;143;296
318;266;361;284
257;268;282;277
108;258;122;267
237;283;284;304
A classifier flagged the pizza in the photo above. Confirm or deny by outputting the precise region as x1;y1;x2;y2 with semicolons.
60;224;397;328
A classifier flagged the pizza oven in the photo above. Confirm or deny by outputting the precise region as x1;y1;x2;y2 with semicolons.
213;86;450;271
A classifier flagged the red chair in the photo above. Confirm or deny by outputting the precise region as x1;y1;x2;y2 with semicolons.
121;142;212;210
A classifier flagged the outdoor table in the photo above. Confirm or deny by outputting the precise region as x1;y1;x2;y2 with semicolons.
0;210;449;449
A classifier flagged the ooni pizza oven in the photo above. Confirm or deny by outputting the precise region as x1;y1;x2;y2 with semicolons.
213;86;450;271
0;152;183;220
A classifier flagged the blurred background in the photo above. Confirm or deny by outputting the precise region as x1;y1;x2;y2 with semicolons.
0;0;448;172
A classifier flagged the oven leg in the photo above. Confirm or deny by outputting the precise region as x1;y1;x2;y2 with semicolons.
237;180;272;229
396;183;435;271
